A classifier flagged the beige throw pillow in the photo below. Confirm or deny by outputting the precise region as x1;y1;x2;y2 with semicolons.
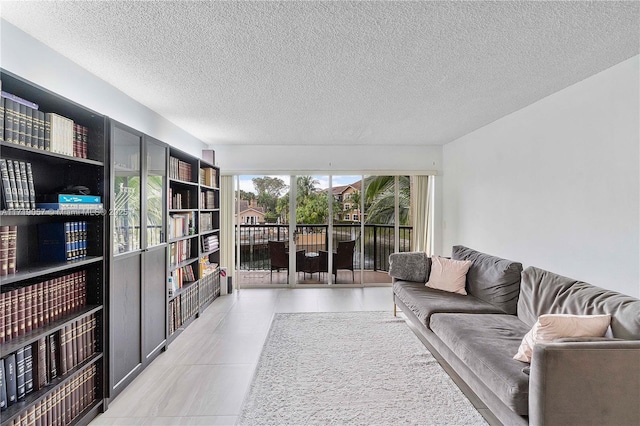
513;313;612;363
426;256;472;295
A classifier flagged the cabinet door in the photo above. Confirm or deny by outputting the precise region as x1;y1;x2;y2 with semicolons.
110;253;142;392
143;245;167;360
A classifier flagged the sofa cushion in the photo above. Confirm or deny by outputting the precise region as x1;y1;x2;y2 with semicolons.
393;281;504;328
430;313;532;416
389;251;430;283
426;256;472;295
452;245;522;314
517;266;640;339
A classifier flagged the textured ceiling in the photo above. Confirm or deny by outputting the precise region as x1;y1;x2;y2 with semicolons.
1;1;638;146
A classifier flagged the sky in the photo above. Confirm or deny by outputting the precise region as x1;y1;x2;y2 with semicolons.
236;175;361;195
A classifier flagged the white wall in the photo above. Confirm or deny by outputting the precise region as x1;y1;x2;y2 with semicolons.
442;56;639;297
0;20;206;157
213;144;442;176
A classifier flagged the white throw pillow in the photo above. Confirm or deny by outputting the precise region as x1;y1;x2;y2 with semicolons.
513;313;612;363
425;256;472;295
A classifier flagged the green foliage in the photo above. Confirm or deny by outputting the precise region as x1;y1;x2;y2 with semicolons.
238;189;256;202
364;176;410;225
252;176;287;216
297;191;328;224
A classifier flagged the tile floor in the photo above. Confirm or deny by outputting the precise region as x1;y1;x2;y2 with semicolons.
91;286;498;425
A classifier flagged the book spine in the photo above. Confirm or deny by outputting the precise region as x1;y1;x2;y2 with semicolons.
59;324;68;376
26;162;36;209
0;91;39;110
12;159;24;209
7;225;17;274
44;113;51;151
0;292;4;344
65;323;73;372
25;106;33;148
18;103;26;146
9;288;18;339
0;96;4;143
17;286;25;337
6;159;19;209
24;344;34;395
36;337;47;389
0;225;9;276
19;161;30;210
0;159;14;209
37;110;45;150
25;284;33;333
0;358;6;411
82;125;88;159
3;291;10;343
16;347;25;400
4;354;17;406
48;332;58;380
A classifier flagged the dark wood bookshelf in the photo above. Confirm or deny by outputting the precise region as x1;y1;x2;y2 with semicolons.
0;256;103;286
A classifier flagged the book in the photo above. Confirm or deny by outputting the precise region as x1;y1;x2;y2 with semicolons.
36;202;104;211
0;359;6;411
0;225;9;276
9;289;18;339
4;353;17;406
0;159;14;209
45;112;74;156
24;344;34;395
6;159;19;209
12;159;24;208
48;332;58;380
7;225;17;274
36;110;45;150
38;221;87;262
16;347;25;400
18;161;31;209
4;99;16;144
25;106;33;148
26;162;36;209
1;91;39;110
36;337;48;390
51;194;101;204
0;96;4;143
18;103;27;146
0;291;5;343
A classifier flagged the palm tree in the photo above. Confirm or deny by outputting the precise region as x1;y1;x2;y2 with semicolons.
364;176;411;225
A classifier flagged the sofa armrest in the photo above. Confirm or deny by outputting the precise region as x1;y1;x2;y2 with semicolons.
529;340;640;426
388;252;430;283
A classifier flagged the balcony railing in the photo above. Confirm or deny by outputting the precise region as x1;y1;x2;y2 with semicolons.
236;224;412;272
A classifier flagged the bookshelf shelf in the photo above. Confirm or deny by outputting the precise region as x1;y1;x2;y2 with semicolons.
169;257;199;272
199;228;219;236
1;353;103;424
0;256;103;286
200;248;220;257
0;141;104;167
167;280;198;302
199;183;219;191
167;235;197;244
0;305;102;357
168;208;197;213
1;70;107;424
168;177;198;187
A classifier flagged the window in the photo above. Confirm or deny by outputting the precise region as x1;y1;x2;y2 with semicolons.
345;214;350;220
344;203;350;211
353;214;359;221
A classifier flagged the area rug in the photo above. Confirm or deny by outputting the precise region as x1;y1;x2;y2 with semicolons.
237;311;487;425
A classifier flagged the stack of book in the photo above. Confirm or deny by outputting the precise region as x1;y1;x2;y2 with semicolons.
38;221;88;262
36;194;102;212
168;213;194;239
200;190;216;209
199;212;213;232
0;271;88;344
0;159;36;210
169;188;191;210
1;92;89;158
169;239;192;266
0;225;17;276
201;234;219;252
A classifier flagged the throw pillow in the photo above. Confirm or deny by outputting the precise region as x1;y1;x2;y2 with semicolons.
426;256;472;295
513;313;612;362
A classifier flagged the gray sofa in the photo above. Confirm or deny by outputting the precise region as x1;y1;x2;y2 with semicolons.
390;245;640;426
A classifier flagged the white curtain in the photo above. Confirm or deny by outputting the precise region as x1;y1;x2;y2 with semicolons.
220;175;235;294
411;175;434;255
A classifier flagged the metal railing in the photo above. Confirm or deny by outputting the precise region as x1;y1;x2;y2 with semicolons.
236;224;412;272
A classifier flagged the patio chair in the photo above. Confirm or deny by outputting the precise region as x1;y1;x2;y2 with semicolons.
268;240;305;281
320;239;356;283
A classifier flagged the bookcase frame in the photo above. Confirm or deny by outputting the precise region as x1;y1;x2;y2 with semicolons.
0;70;107;425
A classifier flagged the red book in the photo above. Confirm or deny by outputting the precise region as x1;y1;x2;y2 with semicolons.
10;288;19;339
4;290;12;342
17;286;26;336
43;279;50;325
0;291;5;343
25;284;33;333
0;225;9;276
36;282;44;329
7;225;17;274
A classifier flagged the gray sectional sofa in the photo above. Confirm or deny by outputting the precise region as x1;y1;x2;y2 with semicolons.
390;245;640;426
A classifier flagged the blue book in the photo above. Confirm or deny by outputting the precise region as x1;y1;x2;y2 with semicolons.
38;222;69;262
36;202;103;210
56;194;101;204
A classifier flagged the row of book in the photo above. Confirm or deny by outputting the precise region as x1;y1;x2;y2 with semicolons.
169;156;193;182
38;221;88;262
0;313;97;412
168;212;195;239
200;190;216;209
169;187;192;210
0;92;89;158
0;225;17;276
0;159;36;210
1;363;97;425
198;265;220;308
169;239;192;267
199;167;218;188
168;264;196;296
0;271;88;344
201;234;219;252
168;283;199;335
